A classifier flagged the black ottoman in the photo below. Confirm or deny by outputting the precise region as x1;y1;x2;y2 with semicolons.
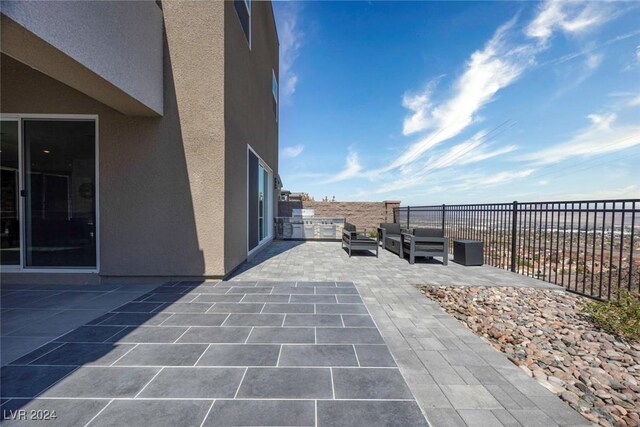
453;240;483;266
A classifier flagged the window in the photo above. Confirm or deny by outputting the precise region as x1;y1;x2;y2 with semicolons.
272;70;278;120
234;0;251;46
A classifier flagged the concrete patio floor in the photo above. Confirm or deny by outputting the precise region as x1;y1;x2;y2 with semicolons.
1;280;426;426
230;241;592;427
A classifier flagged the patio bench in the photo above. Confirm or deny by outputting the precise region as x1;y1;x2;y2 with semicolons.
401;228;449;265
342;222;379;257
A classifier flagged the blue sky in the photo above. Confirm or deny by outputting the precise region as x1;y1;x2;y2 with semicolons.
273;1;640;205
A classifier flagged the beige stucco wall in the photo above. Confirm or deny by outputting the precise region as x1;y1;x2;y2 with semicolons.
0;1;227;279
0;1;163;116
223;1;279;272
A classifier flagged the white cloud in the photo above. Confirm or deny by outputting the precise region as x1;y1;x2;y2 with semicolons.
281;145;304;159
629;95;640;107
389;18;530;171
525;0;609;45
323;150;362;183
636;44;640;62
424;131;517;170
522;113;640;165
277;3;303;103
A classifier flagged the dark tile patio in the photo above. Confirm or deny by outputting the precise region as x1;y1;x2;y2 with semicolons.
1;279;427;426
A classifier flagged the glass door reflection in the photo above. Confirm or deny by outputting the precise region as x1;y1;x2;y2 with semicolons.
23;120;96;268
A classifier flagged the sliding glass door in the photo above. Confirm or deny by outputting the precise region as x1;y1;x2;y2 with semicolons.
248;148;272;253
0;117;97;270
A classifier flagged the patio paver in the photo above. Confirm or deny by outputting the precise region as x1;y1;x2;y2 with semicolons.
230;241;592;427
1;279;427;426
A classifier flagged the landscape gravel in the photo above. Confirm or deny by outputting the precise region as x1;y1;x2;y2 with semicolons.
421;285;640;427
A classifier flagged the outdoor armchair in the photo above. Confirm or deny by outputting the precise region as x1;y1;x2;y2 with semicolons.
378;222;404;256
342;222;378;257
401;228;449;265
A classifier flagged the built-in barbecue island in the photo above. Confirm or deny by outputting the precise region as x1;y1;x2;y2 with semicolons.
275;217;346;240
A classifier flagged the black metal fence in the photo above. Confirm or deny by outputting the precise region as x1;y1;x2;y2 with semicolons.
394;200;640;300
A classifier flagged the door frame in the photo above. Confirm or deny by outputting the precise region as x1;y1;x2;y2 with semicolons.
0;113;100;273
247;144;273;257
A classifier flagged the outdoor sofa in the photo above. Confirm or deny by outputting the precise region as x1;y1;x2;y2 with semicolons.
401;228;449;265
342;222;378;257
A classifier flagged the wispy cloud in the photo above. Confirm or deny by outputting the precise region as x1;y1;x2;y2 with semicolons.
522;112;640;165
424;131;517;170
388;18;529;171
277;3;303;103
629;95;640;107
281;145;304;159
323;150;362;183
525;0;610;45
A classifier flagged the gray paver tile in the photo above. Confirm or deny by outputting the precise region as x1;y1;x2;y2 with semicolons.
208;303;264;313
177;327;252;343
196;344;280;366
316;327;384;344
161;313;228;327
317;401;428;427
155;302;213;313
54;326;125;343
279;344;358;366
112;302;164;313
240;294;289;303
204;400;315;427
106;326;189;343
97;312;172;326
424;408;467;427
114;344;208;366
228;287;272;294
247;327;315;344
192;294;244;303
315;287;359;295
236;367;332;398
354;344;397;367
458;409;504;427
316;303;368;314
441;385;503;410
41;366;159;398
333;368;413;399
0;365;75;398
290;295;337;303
341;314;376;327
509;409;560;427
223;314;284;327
138;367;244;398
284;314;343;327
261;303;315;314
89;399;211;427
337;295;363;303
31;343;135;366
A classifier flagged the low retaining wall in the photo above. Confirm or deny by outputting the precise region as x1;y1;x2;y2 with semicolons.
278;200;400;233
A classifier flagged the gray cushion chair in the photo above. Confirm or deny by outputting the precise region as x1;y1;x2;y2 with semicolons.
342;222;378;257
401;228;449;265
378;223;403;255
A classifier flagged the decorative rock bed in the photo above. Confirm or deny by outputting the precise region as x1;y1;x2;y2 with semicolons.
420;286;640;427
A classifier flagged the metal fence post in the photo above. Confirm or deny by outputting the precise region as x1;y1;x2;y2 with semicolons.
442;204;446;232
510;201;518;272
407;206;411;229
